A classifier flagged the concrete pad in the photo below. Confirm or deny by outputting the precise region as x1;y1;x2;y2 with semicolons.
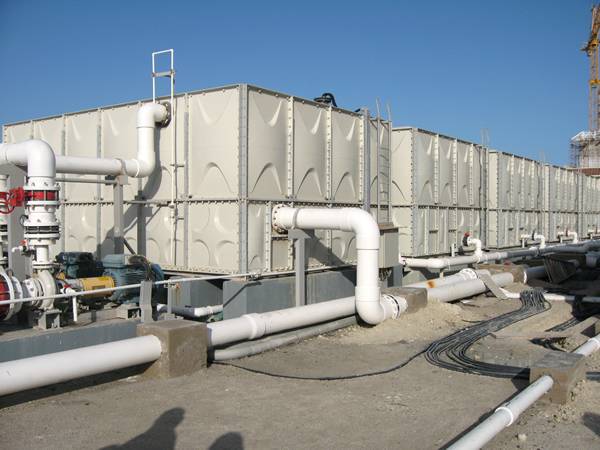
382;286;427;314
530;351;586;404
137;320;208;379
475;263;526;283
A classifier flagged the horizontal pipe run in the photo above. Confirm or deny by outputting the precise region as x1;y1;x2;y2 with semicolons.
403;240;600;270
0;336;161;397
157;303;223;318
212;316;357;361
426;272;514;303
207;297;357;347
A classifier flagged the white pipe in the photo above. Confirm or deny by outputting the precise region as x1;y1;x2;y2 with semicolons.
501;289;600;304
2;103;168;179
466;237;483;258
557;230;579;244
0;335;161;397
156;303;223;318
407;268;480;289
449;330;600;449
403;251;509;270
207;297;357;347
448;375;554;450
0;140;59;269
272;206;398;325
426;272;514;303
404;239;600;270
521;233;546;249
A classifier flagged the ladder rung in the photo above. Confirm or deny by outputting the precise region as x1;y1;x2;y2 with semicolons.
153;70;175;78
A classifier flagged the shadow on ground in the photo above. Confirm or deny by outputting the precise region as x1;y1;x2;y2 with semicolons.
100;407;185;450
582;412;600;436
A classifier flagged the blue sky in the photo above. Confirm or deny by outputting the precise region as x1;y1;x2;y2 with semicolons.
0;0;592;165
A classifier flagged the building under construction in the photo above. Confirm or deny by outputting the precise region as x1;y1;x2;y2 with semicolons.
571;5;600;174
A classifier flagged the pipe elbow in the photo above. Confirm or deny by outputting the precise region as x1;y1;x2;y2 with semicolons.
133;103;168;178
344;208;379;250
137;103;169;129
0;140;56;178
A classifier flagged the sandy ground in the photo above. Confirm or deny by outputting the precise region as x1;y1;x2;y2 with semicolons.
0;289;598;450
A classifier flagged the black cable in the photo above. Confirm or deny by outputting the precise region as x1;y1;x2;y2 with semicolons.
313;92;338;107
425;289;550;379
213;345;428;381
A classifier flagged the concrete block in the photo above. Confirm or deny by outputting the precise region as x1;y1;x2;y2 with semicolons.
530;351;585;404
474;263;525;283
137;320;208;379
594;319;600;336
382;286;428;314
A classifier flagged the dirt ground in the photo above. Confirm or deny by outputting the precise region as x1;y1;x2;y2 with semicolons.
0;286;599;450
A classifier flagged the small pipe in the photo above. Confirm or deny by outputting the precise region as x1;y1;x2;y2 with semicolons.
0;335;162;397
449;331;600;449
0;272;257;307
466;237;483;258
156;303;223;318
447;375;554;450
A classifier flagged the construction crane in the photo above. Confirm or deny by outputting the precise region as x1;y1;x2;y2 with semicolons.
571;4;600;170
583;4;600;132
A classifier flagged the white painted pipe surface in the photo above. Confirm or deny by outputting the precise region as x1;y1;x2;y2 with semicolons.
447;375;554;450
404;240;600;270
157;303;223;318
272;206;396;325
2;103;167;178
427;272;514;303
521;233;546;249
449;330;600;449
407;268;480;289
466;237;483;258
0;336;161;396
54;102;167;177
207;297;356;347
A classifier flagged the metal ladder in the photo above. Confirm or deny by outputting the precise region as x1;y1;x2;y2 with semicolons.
152;49;175;104
151;50;178;266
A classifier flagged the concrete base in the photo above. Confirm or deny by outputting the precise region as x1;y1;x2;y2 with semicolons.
137;320;207;379
594;319;600;335
530;351;585;404
475;262;526;283
382;286;427;314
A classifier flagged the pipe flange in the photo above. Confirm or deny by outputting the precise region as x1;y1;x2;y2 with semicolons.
271;204;288;234
158;101;172;127
459;268;478;280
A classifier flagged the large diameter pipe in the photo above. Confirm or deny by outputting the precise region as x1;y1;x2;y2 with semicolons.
448;375;554;450
1;103;168;178
272;206;397;325
207;297;357;347
427;272;514;303
0;336;161;397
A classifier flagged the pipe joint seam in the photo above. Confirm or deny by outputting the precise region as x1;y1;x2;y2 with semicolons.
243;313;266;340
494;406;515;427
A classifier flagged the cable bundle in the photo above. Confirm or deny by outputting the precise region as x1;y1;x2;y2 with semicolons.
425;289;550;379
